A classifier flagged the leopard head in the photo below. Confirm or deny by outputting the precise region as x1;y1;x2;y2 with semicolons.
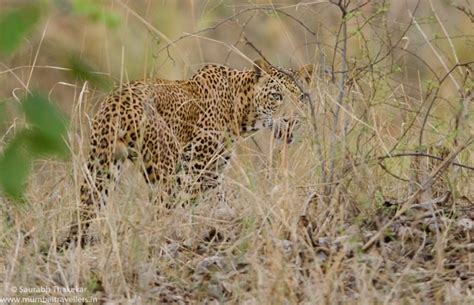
252;59;313;142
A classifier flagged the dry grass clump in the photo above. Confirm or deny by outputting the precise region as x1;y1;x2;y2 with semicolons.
1;1;473;304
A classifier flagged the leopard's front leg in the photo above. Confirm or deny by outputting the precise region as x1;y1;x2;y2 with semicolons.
177;126;232;203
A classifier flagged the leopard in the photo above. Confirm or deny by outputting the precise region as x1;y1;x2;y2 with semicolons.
63;59;314;248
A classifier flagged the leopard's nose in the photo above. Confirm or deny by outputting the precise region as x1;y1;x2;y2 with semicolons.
299;93;310;103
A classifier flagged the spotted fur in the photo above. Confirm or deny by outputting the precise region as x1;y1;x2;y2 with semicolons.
64;59;313;247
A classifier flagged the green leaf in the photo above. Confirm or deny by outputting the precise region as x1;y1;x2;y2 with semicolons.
0;5;41;55
343;11;355;21
68;55;111;89
22;93;68;157
0;100;6;123
0;136;31;200
22;93;67;138
24;129;68;157
72;0;120;28
0;93;69;201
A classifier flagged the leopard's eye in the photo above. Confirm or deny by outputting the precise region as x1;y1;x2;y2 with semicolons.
270;92;282;101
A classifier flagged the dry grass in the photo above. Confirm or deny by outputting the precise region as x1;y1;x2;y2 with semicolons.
1;0;473;304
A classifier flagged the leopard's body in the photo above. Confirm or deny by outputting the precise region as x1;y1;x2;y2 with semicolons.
67;60;312;246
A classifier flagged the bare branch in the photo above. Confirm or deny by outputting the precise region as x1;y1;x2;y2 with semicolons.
157;7;318;59
362;137;474;251
453;3;474;22
376;152;474;171
327;0;350;193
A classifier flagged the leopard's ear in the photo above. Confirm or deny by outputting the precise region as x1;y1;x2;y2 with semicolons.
253;59;272;79
297;64;314;84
